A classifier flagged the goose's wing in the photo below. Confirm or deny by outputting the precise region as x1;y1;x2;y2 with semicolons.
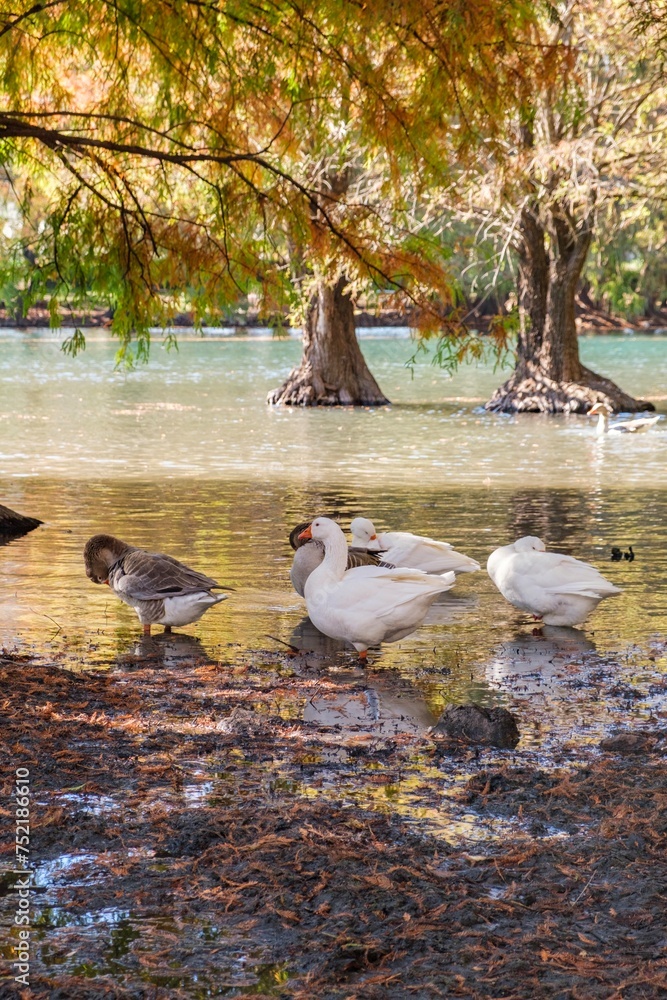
381;532;479;573
517;551;621;598
627;415;662;431
611;414;662;433
375;572;456;616
117;550;222;600
346;547;385;569
381;531;453;561
336;565;455;618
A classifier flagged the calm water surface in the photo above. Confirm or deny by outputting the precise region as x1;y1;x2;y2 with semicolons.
1;328;666;751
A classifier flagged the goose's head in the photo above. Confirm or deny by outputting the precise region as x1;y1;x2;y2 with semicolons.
299;517;343;544
513;536;547;553
289;521;316;550
349;517;377;544
84;534;131;584
588;402;612;417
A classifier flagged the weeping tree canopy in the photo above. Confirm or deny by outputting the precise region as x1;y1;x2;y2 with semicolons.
0;0;541;365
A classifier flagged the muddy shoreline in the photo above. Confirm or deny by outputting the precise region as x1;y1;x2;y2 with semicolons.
1;644;666;998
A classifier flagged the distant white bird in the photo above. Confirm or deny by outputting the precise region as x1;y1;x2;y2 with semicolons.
349;517;480;574
299;517;456;659
487;536;621;627
84;534;230;635
288;521;390;597
588;402;662;435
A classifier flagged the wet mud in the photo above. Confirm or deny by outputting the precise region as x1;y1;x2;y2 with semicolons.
1;643;667;999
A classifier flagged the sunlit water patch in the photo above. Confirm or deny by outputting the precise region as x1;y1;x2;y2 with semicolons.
1;328;666;486
2;477;666;753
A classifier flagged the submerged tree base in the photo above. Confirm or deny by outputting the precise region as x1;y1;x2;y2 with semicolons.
267;278;390;407
267;364;391;406
486;364;656;414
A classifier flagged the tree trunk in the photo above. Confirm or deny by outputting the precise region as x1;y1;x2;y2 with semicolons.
487;207;654;414
516;206;549;365
267;277;390;406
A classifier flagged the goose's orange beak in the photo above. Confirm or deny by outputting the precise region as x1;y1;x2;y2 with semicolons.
298;525;313;541
370;534;377;540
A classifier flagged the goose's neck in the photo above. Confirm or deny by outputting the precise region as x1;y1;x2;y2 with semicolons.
321;529;349;580
353;531;380;551
596;412;608;435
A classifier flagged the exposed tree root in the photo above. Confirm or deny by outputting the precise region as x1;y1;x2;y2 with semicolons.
486;363;655;414
268;360;390;406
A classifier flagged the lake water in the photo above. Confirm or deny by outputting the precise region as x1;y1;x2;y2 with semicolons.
1;327;666;750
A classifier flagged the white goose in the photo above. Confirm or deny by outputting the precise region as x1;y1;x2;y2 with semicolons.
299;517;456;658
588;402;662;435
350;517;480;574
487;536;621;627
84;534;230;635
288;521;391;597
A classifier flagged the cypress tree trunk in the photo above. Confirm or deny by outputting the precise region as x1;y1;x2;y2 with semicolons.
267;277;390;406
487;207;654;414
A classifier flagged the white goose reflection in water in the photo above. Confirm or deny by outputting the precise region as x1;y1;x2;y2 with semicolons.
485;626;596;695
303;678;437;737
422;593;479;625
288;615;348;657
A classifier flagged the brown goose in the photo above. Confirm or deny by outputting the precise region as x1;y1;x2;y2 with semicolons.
84;534;230;635
289;520;392;598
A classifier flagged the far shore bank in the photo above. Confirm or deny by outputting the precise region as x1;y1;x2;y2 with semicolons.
3;301;667;334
